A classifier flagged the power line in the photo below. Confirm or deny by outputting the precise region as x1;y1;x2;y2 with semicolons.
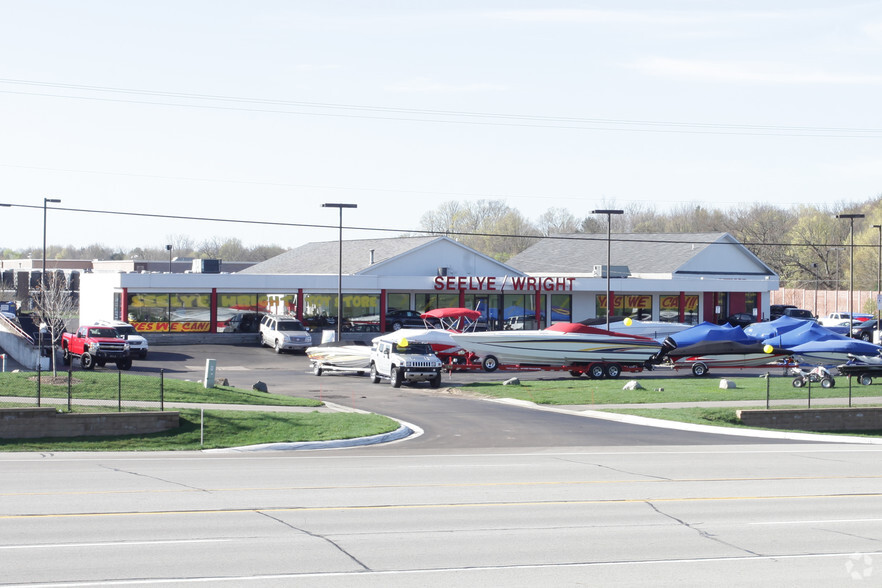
0;201;874;250
1;78;881;138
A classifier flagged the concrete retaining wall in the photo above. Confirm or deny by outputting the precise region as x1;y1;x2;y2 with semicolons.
0;408;179;439
737;408;882;432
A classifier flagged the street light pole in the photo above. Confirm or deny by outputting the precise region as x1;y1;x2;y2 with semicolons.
874;224;882;342
322;203;357;342
836;213;865;335
40;198;61;374
591;209;624;330
166;244;173;273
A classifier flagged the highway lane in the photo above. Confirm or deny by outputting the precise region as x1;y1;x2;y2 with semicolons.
2;445;881;586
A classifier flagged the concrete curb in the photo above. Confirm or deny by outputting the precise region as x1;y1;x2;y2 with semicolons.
207;409;424;452
491;397;882;445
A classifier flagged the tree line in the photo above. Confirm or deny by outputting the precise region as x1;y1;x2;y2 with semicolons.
417;197;882;291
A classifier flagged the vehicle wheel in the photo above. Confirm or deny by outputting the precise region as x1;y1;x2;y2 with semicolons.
481;355;499;372
429;373;441;388
792;377;805;388
392;321;403;331
274;339;283;354
390;367;402;388
260;334;266;347
821;376;835;389
605;363;622;379
313;363;323;376
859;374;873;386
861;332;872;342
589;363;606;379
370;364;381;384
691;362;708;377
62;348;70;366
116;359;132;371
80;353;95;370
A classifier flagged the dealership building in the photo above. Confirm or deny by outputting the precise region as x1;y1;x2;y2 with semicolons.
75;232;778;339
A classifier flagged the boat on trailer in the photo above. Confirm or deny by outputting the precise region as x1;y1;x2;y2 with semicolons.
450;322;662;376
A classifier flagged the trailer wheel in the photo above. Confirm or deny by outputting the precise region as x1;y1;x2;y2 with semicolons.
369;363;381;384
313;363;323;376
792;377;805;388
860;374;873;386
820;376;835;389
80;353;95;370
481;355;499;372
589;363;606;379
606;363;622;379
691;362;708;377
390;367;402;388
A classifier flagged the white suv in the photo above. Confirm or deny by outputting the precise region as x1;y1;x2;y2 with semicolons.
259;315;312;353
94;320;149;359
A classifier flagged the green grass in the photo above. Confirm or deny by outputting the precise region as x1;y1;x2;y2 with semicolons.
0;371;322;407
462;373;882;405
602;406;882;437
0;372;398;451
0;409;400;451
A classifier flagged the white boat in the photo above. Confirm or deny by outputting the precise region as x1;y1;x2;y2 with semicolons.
449;322;662;372
306;342;371;374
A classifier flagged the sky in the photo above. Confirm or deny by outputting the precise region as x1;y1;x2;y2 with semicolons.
2;1;882;253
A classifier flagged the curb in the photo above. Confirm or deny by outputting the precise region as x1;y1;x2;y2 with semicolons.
207;416;423;452
491;397;882;445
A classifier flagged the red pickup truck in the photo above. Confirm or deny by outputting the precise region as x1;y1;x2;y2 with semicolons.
61;325;133;370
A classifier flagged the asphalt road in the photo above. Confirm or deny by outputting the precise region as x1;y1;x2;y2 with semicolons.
4;343;882;586
131;343;797;449
3;445;882;586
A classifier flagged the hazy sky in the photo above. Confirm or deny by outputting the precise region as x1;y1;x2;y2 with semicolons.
2;1;882;252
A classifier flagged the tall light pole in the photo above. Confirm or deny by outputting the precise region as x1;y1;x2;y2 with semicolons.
591;209;624;330
836;213;865;334
874;224;882;342
166;244;173;273
40;198;61;372
322;203;357;342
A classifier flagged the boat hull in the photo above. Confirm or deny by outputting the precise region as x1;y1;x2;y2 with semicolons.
450;330;661;367
306;344;371;369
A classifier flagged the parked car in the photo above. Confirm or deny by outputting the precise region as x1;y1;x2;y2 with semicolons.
223;312;265;333
386;309;425;331
722;313;755;328
769;304;797;320
852;319;879;342
93;319;149;359
259;315;312;353
782;308;816;322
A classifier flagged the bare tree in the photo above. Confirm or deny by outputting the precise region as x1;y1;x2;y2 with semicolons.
31;273;77;376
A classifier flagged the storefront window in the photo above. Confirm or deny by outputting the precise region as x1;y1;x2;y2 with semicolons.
304;293;380;331
216;293;265;333
659;294;700;325
597;294;652;321
550;294;572;323
387;293;410;313
500;294;542;330
127;293;211;333
417;293;460;312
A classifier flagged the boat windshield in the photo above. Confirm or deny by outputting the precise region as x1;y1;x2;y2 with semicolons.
393;343;433;355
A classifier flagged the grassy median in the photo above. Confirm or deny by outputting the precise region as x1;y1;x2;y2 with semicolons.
0;372;400;451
